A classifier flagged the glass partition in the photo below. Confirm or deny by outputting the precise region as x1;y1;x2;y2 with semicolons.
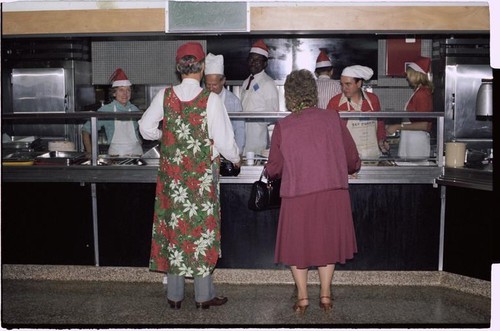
1;110;444;168
227;111;444;167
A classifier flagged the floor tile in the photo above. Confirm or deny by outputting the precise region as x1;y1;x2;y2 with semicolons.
1;279;491;328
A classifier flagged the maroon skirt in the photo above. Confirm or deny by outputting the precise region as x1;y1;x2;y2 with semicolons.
274;188;357;268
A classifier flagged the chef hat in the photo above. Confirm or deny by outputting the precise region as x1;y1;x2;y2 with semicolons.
250;39;269;58
341;65;374;81
205;53;224;75
109;68;132;87
408;56;431;74
315;50;332;69
176;42;205;63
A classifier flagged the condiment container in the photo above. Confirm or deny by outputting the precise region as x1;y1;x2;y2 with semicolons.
445;142;466;168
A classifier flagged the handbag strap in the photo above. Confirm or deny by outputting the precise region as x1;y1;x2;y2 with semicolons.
259;168;266;181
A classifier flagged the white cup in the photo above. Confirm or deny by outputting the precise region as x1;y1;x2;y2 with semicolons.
245;151;255;166
445;142;466;168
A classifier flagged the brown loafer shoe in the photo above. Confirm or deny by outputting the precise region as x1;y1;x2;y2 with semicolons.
195;296;228;309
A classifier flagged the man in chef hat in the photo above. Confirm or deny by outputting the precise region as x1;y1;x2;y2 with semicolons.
314;50;341;109
82;67;143;157
326;65;389;159
139;41;240;311
240;39;279;155
204;53;245;153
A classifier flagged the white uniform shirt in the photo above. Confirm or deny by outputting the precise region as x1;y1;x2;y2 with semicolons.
240;70;279;154
316;75;342;109
138;78;240;164
240;70;279;113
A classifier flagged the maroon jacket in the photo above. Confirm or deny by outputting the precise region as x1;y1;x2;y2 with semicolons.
266;107;361;198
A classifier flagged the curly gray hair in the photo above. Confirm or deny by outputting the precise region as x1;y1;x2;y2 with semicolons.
284;69;318;113
176;55;204;75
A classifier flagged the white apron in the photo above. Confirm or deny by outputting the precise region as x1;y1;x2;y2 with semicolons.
344;95;380;160
108;105;143;156
398;131;430;159
398;87;431;159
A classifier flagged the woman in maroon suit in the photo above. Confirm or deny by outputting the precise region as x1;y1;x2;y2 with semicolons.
265;69;361;315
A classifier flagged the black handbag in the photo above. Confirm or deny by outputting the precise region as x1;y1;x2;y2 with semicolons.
248;169;281;211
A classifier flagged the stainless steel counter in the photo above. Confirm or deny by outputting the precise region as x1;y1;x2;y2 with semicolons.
436;164;493;191
1;163;443;185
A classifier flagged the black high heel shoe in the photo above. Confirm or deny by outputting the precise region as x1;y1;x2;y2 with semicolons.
319;296;332;312
167;299;182;309
293;298;309;315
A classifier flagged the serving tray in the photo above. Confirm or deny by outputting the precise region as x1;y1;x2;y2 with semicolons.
35;151;87;165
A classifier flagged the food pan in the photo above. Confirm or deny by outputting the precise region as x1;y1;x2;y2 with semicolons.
35;151;87;165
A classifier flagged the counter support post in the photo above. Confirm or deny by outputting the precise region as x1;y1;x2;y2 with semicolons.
91;182;100;266
437;116;445;167
90;116;98;166
438;185;446;271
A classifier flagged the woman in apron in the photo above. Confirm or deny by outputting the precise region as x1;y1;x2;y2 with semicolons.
82;68;143;157
386;57;433;160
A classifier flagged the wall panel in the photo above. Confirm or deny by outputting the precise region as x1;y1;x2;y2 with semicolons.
2;6;489;36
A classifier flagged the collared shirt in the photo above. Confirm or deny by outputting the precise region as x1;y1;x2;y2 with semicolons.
239;70;279;154
138;78;240;164
240;70;279;113
316;75;341;109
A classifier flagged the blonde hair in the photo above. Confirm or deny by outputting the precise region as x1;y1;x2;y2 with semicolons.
284;69;318;113
406;68;434;92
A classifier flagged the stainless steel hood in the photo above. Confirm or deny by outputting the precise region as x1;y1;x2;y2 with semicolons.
12;68;68;113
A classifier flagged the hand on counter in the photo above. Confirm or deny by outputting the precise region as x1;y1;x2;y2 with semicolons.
385;124;401;136
348;172;359;179
378;139;390;154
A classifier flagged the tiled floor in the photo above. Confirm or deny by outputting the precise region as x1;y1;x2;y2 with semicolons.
1;278;491;328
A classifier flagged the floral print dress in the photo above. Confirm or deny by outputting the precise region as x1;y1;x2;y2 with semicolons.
149;87;220;277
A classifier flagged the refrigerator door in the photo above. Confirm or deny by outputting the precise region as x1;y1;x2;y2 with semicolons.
12;68;67;113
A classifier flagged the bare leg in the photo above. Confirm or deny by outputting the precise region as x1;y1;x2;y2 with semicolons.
290;266;309;313
318;264;335;309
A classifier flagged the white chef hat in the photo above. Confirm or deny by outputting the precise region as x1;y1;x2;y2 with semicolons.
341;65;374;81
205;53;224;75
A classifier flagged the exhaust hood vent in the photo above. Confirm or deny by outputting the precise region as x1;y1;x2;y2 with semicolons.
2;38;90;63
